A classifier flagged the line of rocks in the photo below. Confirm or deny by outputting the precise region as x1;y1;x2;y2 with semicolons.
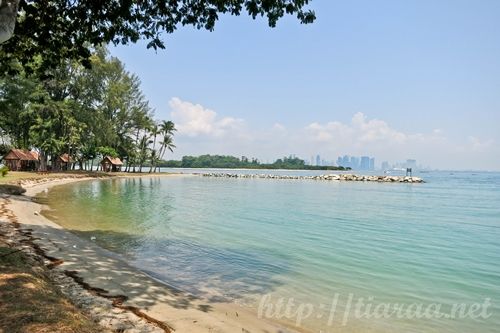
199;173;424;183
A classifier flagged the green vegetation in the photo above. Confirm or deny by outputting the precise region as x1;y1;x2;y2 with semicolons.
0;165;8;177
0;47;176;172
0;246;101;333
159;155;349;171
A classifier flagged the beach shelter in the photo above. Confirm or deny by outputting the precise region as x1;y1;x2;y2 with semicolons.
54;153;73;171
2;149;39;171
100;156;123;172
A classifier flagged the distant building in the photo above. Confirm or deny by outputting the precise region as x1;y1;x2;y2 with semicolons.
360;156;370;170
316;155;321;166
350;156;360;170
405;159;417;169
381;161;390;171
337;155;350;168
337;155;377;170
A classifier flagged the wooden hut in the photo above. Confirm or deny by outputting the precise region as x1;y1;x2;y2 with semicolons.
2;149;39;171
100;156;123;172
54;153;73;171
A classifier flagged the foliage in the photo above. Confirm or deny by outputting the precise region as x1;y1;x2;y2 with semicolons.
0;143;11;156
0;47;175;172
159;155;349;171
1;1;315;73
96;147;118;159
0;165;8;177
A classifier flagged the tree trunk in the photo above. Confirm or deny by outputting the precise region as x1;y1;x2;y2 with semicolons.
0;0;19;44
39;151;48;172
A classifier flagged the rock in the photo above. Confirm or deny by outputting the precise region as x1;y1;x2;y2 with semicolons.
198;173;424;184
0;184;26;195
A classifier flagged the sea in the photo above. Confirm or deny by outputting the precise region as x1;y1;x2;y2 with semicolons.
40;169;500;333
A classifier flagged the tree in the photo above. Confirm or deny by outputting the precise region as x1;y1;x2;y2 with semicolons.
148;123;159;173
0;0;18;43
0;46;174;172
0;71;39;148
156;120;176;171
28;99;73;171
158;135;176;168
0;1;315;72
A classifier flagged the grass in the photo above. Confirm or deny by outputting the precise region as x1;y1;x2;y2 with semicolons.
0;170;174;184
0;171;95;184
0;246;102;333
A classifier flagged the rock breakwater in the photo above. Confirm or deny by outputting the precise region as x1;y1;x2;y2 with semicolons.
199;173;424;183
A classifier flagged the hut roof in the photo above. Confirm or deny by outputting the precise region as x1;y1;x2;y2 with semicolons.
102;156;123;166
59;153;72;163
4;149;39;161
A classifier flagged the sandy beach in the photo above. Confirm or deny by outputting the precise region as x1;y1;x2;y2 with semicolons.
0;174;303;333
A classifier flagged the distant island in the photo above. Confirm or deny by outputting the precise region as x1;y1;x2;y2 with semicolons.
157;155;350;171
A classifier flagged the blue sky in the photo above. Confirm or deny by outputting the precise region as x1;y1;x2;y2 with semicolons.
111;0;500;170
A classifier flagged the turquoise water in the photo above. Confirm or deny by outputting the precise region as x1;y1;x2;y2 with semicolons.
42;171;500;332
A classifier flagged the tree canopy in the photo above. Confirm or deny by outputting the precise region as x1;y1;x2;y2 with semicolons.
1;0;315;71
0;47;176;172
160;154;349;171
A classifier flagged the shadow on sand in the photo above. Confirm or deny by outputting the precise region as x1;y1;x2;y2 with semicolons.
13;220;289;315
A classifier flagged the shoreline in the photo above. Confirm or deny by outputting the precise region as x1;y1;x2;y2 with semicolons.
0;174;306;333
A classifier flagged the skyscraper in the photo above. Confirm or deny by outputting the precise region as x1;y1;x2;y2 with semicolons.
342;155;350;168
350;156;360;170
316;155;321;166
360;156;370;170
369;157;375;170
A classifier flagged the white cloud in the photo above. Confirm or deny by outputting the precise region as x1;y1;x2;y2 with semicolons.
166;98;499;170
467;136;494;152
169;97;243;137
272;123;286;132
301;114;499;170
305;113;409;147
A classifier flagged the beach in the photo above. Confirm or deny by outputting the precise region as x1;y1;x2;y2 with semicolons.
1;171;499;333
0;174;303;333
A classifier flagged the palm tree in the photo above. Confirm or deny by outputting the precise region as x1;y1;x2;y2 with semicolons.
160;120;176;136
137;133;152;173
148;123;159;173
158;135;176;169
155;121;176;171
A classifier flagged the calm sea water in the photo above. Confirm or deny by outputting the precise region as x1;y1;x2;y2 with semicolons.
42;170;500;332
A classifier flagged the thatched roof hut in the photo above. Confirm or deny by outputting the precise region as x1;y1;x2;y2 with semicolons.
100;156;123;172
54;153;73;171
2;149;39;171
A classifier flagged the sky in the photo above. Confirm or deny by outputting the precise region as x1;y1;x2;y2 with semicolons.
111;0;500;171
